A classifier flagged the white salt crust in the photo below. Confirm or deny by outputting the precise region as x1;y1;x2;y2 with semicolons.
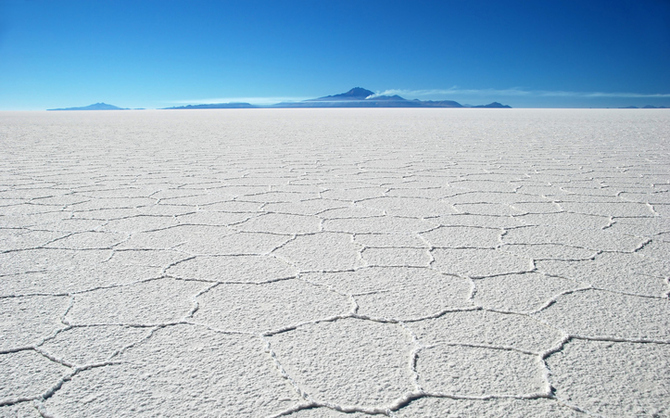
0;108;668;417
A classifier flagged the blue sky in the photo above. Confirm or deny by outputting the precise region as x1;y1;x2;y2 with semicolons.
1;0;669;109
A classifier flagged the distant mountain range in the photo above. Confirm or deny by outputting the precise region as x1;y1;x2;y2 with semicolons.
46;90;670;111
165;87;512;109
47;102;128;111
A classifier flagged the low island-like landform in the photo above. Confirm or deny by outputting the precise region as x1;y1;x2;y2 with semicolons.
163;102;256;110
47;103;129;111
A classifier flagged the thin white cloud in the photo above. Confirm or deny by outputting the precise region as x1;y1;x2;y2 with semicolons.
169;96;310;105
371;88;670;99
553;91;670;98
371;88;530;97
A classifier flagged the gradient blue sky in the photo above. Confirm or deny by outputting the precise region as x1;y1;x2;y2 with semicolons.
1;0;669;109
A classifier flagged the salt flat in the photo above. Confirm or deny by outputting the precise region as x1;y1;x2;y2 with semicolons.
0;109;669;417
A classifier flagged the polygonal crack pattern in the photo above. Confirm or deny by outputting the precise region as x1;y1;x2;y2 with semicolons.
417;344;546;396
1;109;668;416
267;318;415;410
45;325;300;417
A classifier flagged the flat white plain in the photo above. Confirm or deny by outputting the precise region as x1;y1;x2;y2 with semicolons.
1;109;669;417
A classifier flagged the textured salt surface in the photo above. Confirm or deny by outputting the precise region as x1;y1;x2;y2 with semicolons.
0;109;669;417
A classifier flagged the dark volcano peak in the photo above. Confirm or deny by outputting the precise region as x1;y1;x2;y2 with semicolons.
311;87;375;101
340;87;375;98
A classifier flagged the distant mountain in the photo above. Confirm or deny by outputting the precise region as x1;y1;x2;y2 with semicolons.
412;99;463;108
275;87;381;107
308;87;375;101
48;102;127;111
273;87;476;108
472;102;512;108
164;103;256;109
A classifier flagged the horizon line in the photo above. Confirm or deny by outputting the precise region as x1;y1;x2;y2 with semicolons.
3;86;670;111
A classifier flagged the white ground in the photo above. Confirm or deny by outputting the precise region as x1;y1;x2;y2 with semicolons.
0;109;669;417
